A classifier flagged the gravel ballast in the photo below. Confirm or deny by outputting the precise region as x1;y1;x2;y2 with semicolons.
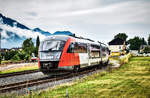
1;66;110;95
0;72;47;86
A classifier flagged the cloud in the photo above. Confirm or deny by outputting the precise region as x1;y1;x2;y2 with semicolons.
1;0;150;26
0;0;150;45
0;21;46;41
60;1;150;24
1;39;7;44
26;12;37;17
0;29;9;39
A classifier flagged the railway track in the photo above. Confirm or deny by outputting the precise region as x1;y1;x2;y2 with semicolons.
0;65;103;93
0;70;39;78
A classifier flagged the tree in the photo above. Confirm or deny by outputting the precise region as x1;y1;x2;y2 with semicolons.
36;36;40;49
35;36;40;56
4;50;18;60
114;33;128;41
128;36;143;50
143;46;150;53
142;38;147;45
22;38;34;55
148;34;150;45
17;50;26;60
11;54;20;61
24;54;31;62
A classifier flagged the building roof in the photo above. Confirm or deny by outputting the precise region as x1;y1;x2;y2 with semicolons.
108;38;125;45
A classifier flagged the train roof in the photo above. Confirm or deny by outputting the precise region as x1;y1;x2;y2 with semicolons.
44;35;107;46
44;35;69;41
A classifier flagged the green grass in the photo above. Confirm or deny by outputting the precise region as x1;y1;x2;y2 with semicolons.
1;57;150;98
0;65;38;74
1;60;24;64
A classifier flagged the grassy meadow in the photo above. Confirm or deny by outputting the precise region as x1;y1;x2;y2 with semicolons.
1;56;150;98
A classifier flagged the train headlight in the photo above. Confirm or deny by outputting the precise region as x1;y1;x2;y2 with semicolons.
55;54;60;60
55;55;59;59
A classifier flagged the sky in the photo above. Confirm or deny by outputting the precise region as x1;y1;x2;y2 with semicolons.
0;0;150;44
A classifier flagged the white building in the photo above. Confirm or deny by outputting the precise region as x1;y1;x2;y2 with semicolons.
108;38;126;56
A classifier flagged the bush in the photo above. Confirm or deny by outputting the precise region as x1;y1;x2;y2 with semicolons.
17;50;26;60
4;50;18;60
1;60;11;64
11;54;20;61
120;53;132;65
24;55;31;62
143;47;150;53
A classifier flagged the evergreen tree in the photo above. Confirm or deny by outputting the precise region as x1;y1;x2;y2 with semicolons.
35;36;40;56
36;36;40;49
142;38;147;45
148;34;150;45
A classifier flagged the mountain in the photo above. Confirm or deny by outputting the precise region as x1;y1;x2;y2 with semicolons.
0;13;74;48
0;13;49;48
33;28;51;36
0;13;30;30
53;31;74;36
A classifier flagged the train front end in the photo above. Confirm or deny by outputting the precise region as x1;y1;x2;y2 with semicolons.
38;36;67;73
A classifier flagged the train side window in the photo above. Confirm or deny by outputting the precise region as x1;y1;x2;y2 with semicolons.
67;43;75;53
67;42;87;53
74;42;87;53
91;45;100;51
90;44;100;58
102;47;107;57
91;51;100;58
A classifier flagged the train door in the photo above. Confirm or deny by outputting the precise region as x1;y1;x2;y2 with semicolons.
89;44;101;66
77;42;89;68
101;46;109;63
87;43;91;66
100;45;103;64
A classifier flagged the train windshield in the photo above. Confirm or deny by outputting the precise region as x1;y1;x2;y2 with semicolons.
40;40;66;52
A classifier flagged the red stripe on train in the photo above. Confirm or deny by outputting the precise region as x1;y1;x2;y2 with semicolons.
58;38;80;67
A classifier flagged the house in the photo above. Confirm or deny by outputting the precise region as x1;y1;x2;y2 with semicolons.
108;38;126;56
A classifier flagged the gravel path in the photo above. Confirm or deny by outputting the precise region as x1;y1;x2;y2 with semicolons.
111;60;120;68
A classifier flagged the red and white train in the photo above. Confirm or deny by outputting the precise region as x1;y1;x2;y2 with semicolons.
38;35;109;73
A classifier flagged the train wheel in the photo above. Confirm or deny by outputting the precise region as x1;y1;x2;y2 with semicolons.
41;71;48;74
39;68;48;74
73;65;80;72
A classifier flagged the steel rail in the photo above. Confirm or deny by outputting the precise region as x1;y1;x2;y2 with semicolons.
0;65;100;93
0;69;39;78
